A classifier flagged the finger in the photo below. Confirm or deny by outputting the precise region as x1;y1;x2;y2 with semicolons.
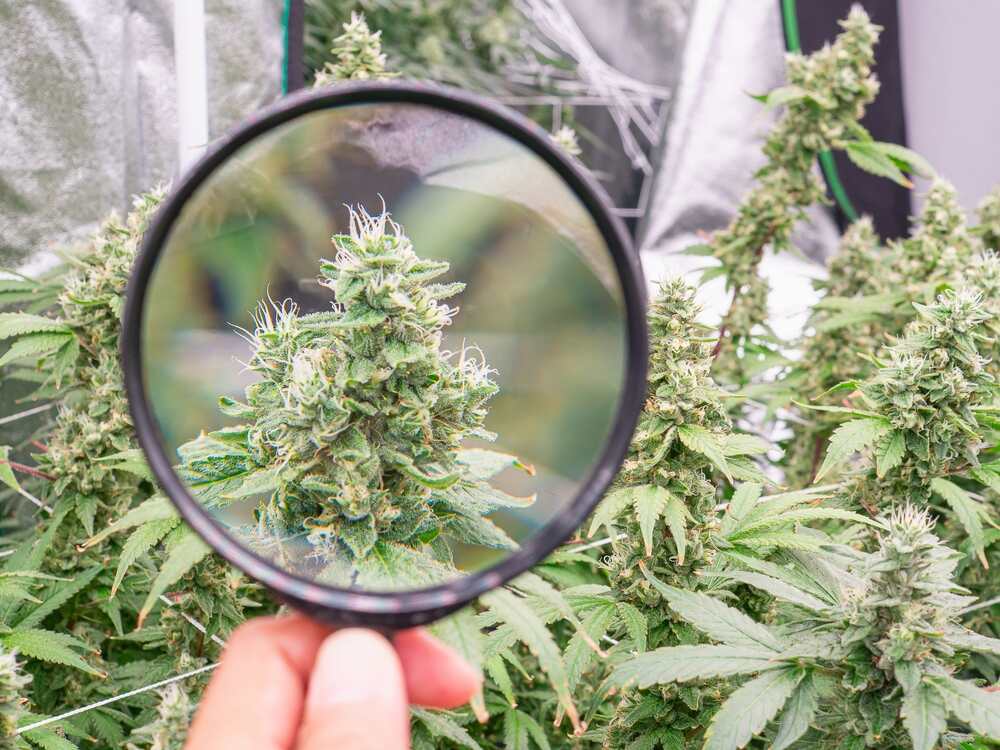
184;614;334;750
297;629;410;750
393;628;482;709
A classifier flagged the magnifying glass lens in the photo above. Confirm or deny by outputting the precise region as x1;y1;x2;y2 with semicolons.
139;99;629;596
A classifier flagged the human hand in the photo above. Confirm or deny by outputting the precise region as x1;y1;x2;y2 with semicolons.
184;614;481;750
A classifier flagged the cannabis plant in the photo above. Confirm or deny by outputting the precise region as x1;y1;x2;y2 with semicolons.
0;191;264;747
613;506;1000;750
313;12;395;84
3;4;1000;749
703;7;928;386
152;206;530;586
305;0;542;95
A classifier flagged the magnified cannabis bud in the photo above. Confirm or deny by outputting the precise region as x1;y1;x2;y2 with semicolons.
178;206;532;586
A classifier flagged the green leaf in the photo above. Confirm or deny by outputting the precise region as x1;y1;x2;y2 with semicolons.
971;467;1000;495
845;141;913;187
564;601;616;690
876;430;906;478
943;628;1000;657
728;507;884;540
927;674;1000;739
612;645;781;688
0;332;73;367
0;445;22;494
866;141;935;178
708;570;829;612
455;449;533;480
616;602;648;652
431;607;486;721
411;708;481;750
764;84;809;108
74;496;98;537
814;417;890;482
93;449;153;481
0;313;70;340
353;543;456;589
678;424;731;481
930;478;988;566
81;496;177;550
502;709;550;750
772;672;819;750
484;655;515;706
721;434;770;457
587;487;635;538
703;668;801;750
446;513;516;550
138;527;211;626
792;401;881;419
644;573;783;651
901;679;947;750
662;492;689;564
482;587;581;733
0;579;39;605
2;628;103;677
21;727;79;750
112;517;180;596
16;566;102;629
632;485;671;557
222;467;280;499
721;483;763;537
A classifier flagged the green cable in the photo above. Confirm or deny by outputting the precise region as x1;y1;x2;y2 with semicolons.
281;0;292;95
780;0;860;222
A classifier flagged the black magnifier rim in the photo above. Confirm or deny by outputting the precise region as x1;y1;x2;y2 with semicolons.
122;80;648;628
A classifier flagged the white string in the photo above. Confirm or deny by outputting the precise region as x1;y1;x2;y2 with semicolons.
16;487;53;514
158;594;226;648
15;663;219;736
572;534;627;552
0;403;55;426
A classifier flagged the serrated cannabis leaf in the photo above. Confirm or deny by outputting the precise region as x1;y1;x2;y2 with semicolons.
112;518;180;596
0;313;71;340
138;528;211;626
926;674;1000;739
930;477;988;567
412;708;482;750
612;645;781;688
81;495;177;550
1;629;103;677
901;680;947;750
631;485;671;557
644;573;784;651
771;672;819;750
482;588;581;734
814;417;890;482
703;668;801;750
876;430;906;478
678;424;732;481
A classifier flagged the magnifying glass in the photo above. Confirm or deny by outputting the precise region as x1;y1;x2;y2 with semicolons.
121;81;647;628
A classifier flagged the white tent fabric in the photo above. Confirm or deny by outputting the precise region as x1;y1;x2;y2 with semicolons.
636;0;839;336
0;0;283;270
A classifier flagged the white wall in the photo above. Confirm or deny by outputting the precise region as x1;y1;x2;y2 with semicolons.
899;2;1000;211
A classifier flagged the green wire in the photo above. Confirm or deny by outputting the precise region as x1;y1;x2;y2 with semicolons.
780;0;860;221
281;0;292;95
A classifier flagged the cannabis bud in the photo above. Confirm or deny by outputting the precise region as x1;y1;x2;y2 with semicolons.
182;206;530;585
313;12;395;85
0;647;30;748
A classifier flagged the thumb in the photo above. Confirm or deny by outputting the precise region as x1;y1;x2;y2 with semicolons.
297;629;410;750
